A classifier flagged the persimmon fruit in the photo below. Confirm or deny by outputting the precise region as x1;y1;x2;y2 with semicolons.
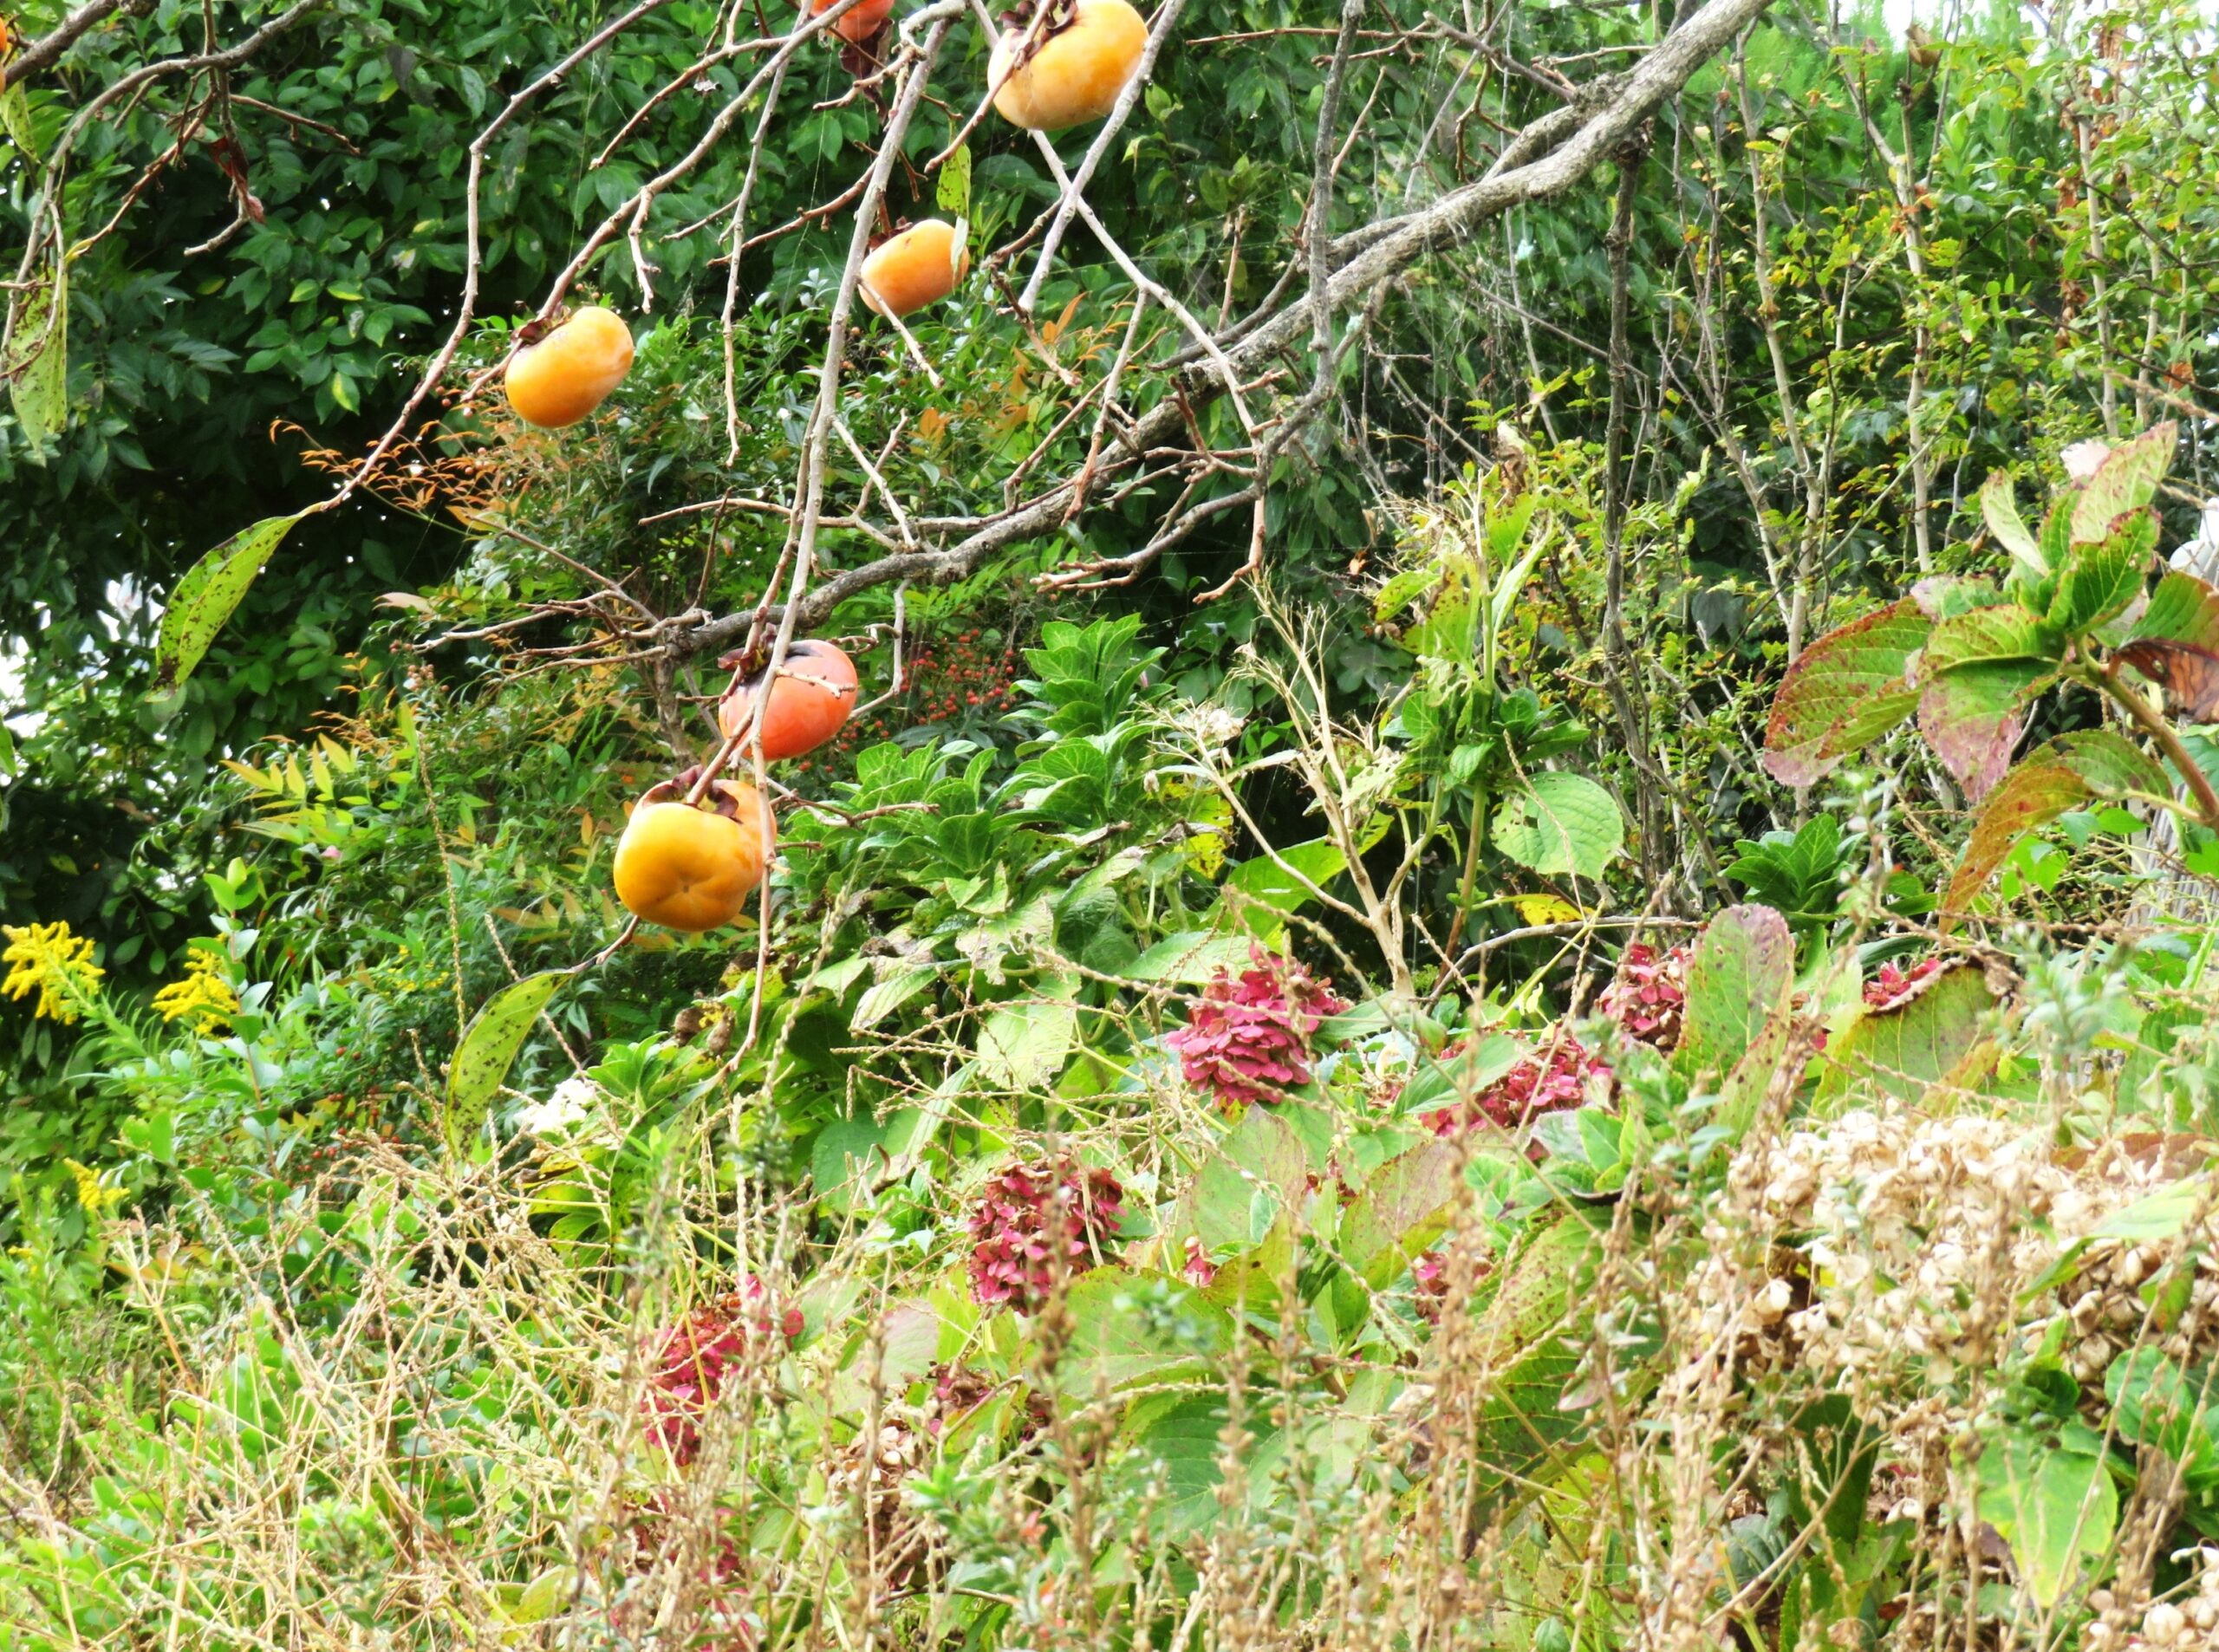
859;221;970;319
613;777;775;932
988;0;1149;132
806;0;895;45
504;306;634;429
716;640;859;760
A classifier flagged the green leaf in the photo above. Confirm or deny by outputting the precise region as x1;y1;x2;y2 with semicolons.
1125;931;1252;984
153;512;309;691
2105;1349;2219;1481
1676;904;1795;1081
0;81;41;160
1491;772;1624;881
1916;658;2052;802
1817;963;1994;1105
853;964;934;1030
1057;1269;1231;1393
1111;1393;1241;1537
1341;1141;1462;1288
6;263;67;444
1981;471;2047;584
1943;731;2165;917
974;983;1077;1089
1466;1213;1615;1503
1762;600;1930;786
1159;1106;1311;1266
2048;511;2155;636
1919;603;2060;674
935;141;972;216
2070;420;2175;544
1974;1424;2118;1609
1220;838;1346;937
446;972;564;1152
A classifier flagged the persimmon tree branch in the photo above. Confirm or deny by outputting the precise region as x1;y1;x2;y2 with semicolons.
7;0;158;87
660;0;1779;654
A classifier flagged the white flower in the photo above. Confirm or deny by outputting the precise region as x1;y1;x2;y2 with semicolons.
515;1076;599;1138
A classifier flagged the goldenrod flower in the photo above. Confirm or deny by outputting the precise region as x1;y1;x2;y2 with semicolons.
64;1159;128;1217
1;921;105;1024
153;946;241;1034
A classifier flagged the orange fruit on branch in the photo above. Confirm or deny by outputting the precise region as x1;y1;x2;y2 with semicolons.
806;0;896;46
988;0;1149;132
612;776;775;932
504;306;634;429
859;220;970;319
716;639;859;761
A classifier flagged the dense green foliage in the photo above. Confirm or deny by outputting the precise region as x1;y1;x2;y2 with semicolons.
13;0;2219;1644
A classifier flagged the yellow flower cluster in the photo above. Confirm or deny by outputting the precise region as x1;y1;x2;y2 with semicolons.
64;1159;129;1217
153;946;241;1033
1;921;105;1024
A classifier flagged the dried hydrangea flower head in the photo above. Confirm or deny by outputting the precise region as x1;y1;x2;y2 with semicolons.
966;1158;1125;1311
1164;943;1347;1110
641;1280;804;1467
1595;941;1689;1050
1422;1029;1610;1138
1864;956;1944;1011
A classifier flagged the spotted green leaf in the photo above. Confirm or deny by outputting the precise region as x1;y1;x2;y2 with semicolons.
446;971;564;1152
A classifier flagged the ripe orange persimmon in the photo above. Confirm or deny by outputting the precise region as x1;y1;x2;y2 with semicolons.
806;0;895;45
859;221;969;319
612;777;775;932
716;640;859;761
504;306;634;429
988;0;1148;132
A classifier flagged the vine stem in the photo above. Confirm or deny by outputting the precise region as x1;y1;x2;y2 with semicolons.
2099;660;2219;832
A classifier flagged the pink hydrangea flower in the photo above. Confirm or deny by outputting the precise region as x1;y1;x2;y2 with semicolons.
642;1281;804;1467
1596;942;1689;1050
1165;945;1348;1110
1864;957;1943;1011
1422;1030;1610;1139
966;1159;1124;1311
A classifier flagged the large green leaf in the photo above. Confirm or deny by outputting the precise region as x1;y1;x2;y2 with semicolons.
5;264;66;444
1974;1423;2118;1609
446;972;565;1152
974;980;1077;1089
1466;1213;1614;1501
2048;510;2156;637
1816;963;1995;1105
1919;603;2060;675
1221;838;1347;936
1491;771;1624;881
153;512;310;691
1156;1105;1311;1263
1057;1269;1231;1394
1676;904;1794;1082
1942;730;2166;918
1762;600;1930;786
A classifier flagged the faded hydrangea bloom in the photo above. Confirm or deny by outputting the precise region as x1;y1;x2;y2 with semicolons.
1422;1030;1610;1138
641;1282;804;1467
966;1158;1124;1311
1165;945;1347;1110
1595;942;1689;1050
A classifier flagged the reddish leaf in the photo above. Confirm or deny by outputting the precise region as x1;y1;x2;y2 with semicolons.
1941;730;2166;921
1917;659;2051;802
2069;420;2176;544
1762;600;1930;787
2118;640;2219;721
